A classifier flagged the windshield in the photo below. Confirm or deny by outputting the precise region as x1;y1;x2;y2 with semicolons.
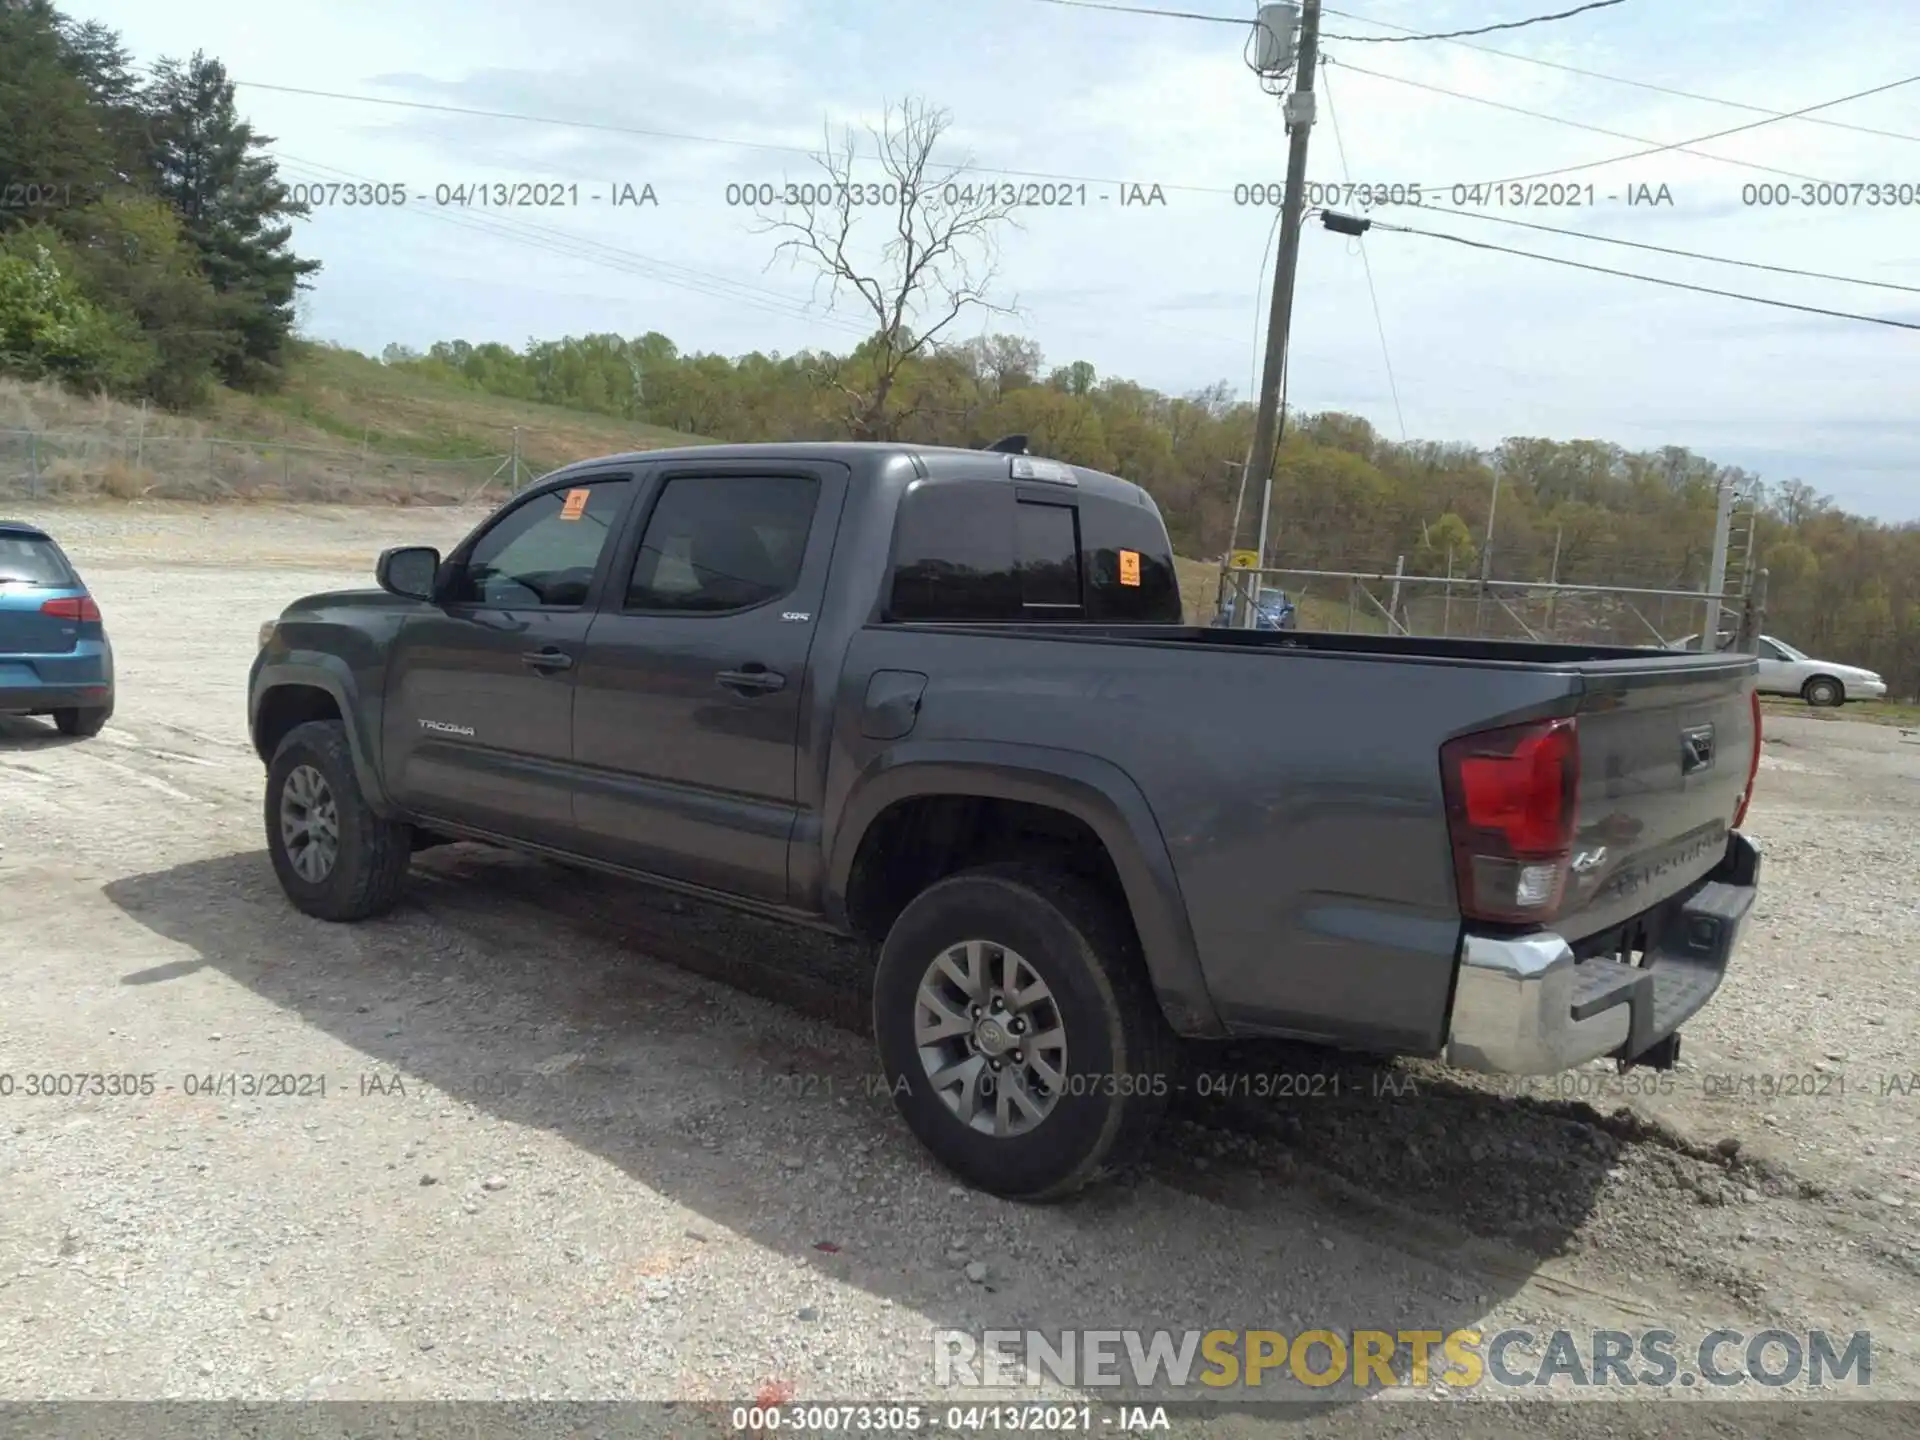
1767;636;1808;661
0;535;76;586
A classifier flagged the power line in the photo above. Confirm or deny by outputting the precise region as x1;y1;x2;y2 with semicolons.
1397;202;1920;297
1327;59;1823;184
237;79;1239;197
272;153;877;335
1366;218;1920;331
1020;0;1251;23
1250;203;1285;403
1321;66;1406;441
274;151;1283;362
1321;4;1920;144
1324;0;1627;44
1474;71;1920;188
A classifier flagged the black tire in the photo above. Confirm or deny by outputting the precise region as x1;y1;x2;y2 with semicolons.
52;704;111;737
1803;676;1844;707
265;719;412;921
872;862;1177;1201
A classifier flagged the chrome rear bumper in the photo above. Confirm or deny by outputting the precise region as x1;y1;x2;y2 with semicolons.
1444;834;1760;1076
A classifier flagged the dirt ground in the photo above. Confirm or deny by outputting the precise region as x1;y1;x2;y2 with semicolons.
2;502;1917;1437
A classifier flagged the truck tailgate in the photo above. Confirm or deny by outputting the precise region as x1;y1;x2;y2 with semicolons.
1558;655;1758;943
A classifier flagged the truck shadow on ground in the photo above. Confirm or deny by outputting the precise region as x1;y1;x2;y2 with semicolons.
104;844;1644;1412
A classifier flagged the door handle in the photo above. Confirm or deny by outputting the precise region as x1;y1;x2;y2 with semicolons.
717;664;786;695
521;647;574;672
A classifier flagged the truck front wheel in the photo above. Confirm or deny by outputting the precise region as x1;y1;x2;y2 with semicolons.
265;719;413;922
872;863;1177;1200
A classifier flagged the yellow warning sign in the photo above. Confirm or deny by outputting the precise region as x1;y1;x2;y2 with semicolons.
559;488;590;520
1228;549;1259;570
1119;549;1141;587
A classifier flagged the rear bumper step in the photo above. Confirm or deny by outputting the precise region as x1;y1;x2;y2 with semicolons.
1443;832;1759;1076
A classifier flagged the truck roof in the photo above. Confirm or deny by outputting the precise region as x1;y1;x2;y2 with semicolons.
542;441;1159;510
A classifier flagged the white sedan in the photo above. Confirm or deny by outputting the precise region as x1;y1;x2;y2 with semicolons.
1679;633;1888;707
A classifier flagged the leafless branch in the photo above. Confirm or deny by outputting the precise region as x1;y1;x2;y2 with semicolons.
752;97;1021;439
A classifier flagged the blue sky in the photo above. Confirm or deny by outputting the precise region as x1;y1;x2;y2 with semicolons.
70;0;1920;520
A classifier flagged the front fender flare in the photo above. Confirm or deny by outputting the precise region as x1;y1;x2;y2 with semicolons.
250;653;392;814
828;740;1223;1037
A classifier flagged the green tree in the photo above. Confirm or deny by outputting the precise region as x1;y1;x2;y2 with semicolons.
1411;512;1478;577
0;232;151;390
60;193;225;404
139;50;319;388
0;0;117;230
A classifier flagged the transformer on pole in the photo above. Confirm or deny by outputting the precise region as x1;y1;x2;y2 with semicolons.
1253;4;1299;76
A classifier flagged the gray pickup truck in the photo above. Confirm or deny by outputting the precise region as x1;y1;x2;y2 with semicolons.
249;442;1763;1198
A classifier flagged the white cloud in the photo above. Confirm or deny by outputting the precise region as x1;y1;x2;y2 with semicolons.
66;0;1920;518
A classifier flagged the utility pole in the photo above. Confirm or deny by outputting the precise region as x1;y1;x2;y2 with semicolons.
1246;0;1322;618
1700;477;1736;650
1221;452;1253;626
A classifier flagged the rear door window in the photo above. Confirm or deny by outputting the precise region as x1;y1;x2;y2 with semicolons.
625;473;820;613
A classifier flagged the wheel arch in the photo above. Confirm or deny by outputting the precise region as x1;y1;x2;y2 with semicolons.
251;656;392;813
827;741;1223;1037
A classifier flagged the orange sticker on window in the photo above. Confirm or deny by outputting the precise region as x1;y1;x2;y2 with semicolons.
559;488;590;520
1118;549;1141;587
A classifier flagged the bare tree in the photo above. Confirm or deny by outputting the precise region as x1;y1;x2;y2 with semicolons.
758;97;1018;440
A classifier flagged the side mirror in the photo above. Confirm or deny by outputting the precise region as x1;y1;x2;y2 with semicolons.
376;546;441;601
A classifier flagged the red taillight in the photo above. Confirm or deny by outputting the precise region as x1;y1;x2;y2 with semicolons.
39;595;101;622
1732;686;1761;829
1440;717;1580;925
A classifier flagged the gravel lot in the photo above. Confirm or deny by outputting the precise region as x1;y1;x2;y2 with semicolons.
2;502;1916;1437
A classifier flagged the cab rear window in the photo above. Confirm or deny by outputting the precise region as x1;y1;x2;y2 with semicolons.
885;474;1181;624
0;534;76;587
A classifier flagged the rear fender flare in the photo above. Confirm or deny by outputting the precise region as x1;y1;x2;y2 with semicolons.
828;740;1223;1037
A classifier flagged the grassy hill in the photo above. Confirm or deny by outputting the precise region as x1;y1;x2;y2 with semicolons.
0;347;1362;625
0;343;712;506
206;345;711;473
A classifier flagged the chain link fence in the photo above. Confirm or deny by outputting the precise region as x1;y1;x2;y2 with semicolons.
0;426;516;505
1219;564;1740;650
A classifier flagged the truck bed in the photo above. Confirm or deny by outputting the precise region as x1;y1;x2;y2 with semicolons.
845;618;1758;1051
882;620;1728;671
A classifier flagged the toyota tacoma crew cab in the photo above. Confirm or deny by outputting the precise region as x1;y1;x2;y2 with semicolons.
249;442;1763;1198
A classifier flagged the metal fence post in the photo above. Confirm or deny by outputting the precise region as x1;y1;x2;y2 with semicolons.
29;431;39;497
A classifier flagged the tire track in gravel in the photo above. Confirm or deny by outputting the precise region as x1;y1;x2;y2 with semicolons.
13;734;1908;1363
386;845;1905;1339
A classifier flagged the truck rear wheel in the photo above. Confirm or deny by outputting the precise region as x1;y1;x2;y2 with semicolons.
872;863;1176;1200
265;719;413;922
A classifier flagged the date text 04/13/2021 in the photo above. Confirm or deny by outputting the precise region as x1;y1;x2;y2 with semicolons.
726;1403;1172;1433
1230;181;1676;208
281;181;659;208
722;181;1170;209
